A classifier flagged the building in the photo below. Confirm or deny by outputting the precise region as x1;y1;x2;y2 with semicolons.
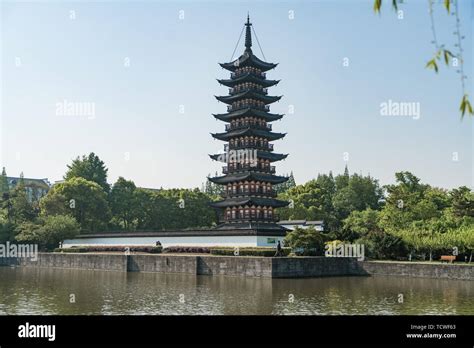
209;15;290;237
64;16;291;249
6;176;50;202
278;220;325;231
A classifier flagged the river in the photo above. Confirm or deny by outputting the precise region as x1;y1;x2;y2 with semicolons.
0;267;472;315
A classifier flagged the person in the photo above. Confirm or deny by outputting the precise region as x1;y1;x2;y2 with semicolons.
274;240;283;257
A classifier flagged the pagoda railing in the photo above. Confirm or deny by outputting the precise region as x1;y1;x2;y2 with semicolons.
224;190;277;198
224;143;274;152
223;164;275;174
227;104;270;112
229;87;268;95
225;123;272;131
231;71;266;79
223;215;280;223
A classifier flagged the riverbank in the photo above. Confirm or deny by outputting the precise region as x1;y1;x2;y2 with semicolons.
1;252;473;280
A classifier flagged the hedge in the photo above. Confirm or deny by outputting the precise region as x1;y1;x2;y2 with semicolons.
209;247;291;257
53;245;162;253
163;246;211;254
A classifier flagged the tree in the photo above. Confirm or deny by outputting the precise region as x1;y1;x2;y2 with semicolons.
43;177;110;232
109;177;139;230
356;231;407;260
275;171;296;194
342;208;381;241
0;221;16;243
65;152;110;192
39;192;70;217
16;215;80;251
332;172;383;226
9;175;36;224
284;226;328;256
379;172;440;233
203;172;224;197
0;167;9;194
450;186;474;218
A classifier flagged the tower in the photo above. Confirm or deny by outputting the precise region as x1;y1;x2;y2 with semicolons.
209;15;289;234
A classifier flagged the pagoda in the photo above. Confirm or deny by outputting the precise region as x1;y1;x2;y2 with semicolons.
209;15;289;235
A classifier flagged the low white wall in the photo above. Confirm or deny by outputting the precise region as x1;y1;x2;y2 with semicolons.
63;235;285;248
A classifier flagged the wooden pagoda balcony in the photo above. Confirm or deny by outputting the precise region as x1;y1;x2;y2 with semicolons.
225;123;272;131
227;104;270;112
224;189;277;198
221;215;280;223
224;143;274;152
229;87;268;95
223;164;275;174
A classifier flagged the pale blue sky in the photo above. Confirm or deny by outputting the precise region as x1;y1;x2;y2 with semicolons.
1;0;472;189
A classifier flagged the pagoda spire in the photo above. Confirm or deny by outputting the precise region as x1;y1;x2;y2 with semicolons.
245;14;252;51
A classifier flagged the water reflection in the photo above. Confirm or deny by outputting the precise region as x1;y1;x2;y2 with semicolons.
0;267;472;315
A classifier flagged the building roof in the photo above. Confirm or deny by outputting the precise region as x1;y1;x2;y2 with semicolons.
213;107;283;122
215;90;282;105
209;172;289;185
217;74;280;88
209;151;288;163
6;176;50;189
211;128;286;141
218;16;277;72
278;220;324;226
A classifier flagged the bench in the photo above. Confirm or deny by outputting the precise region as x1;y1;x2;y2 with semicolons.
440;255;456;263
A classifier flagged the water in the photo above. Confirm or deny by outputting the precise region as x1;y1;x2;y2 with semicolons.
0;267;472;315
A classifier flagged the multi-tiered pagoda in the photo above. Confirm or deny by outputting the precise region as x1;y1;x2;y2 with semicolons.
209;16;289;235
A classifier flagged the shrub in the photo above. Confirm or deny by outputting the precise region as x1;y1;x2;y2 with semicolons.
163;246;210;254
210;247;291;257
54;245;162;253
16;215;81;251
356;232;408;260
284;226;328;256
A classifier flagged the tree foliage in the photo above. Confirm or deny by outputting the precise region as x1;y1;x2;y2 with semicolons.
44;177;110;232
65;152;110;192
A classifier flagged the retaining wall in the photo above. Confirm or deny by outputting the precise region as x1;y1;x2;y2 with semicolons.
1;253;472;280
358;261;474;281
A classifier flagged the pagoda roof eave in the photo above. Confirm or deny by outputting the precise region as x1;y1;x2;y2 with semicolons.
211;128;286;141
213;108;283;122
209;172;289;185
217;75;280;87
219;51;277;72
215;91;282;105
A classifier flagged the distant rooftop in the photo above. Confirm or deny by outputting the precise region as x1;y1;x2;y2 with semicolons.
278;220;324;225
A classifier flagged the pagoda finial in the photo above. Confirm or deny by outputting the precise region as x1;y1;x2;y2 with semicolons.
245;13;252;51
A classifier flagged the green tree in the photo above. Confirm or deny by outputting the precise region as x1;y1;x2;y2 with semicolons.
203;172;224;197
109;177;139;230
0;167;9;194
9;174;36;224
450;186;474;218
16;215;80;251
342;208;381;241
284;226;328;256
65;152;110;192
275;171;297;194
43;177;110;232
379;172;441;232
39;192;70;217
